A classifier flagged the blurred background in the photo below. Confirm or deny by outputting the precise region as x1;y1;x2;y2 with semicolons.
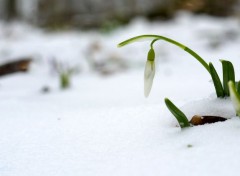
0;0;239;29
0;0;240;93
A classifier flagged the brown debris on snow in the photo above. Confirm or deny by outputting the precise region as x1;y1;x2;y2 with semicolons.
190;115;227;126
0;58;32;77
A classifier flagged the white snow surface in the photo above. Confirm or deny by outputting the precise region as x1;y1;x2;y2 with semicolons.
0;12;240;176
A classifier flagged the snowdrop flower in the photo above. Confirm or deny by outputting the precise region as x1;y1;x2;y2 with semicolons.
144;48;155;97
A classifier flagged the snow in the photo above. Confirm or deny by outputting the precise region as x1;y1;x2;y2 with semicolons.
0;12;240;176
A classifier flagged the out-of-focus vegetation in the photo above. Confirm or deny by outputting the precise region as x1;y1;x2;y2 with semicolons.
0;0;239;29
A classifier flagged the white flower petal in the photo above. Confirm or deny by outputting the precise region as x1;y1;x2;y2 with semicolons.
144;60;155;97
228;81;240;116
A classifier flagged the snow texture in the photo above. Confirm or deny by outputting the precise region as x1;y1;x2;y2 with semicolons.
0;12;240;176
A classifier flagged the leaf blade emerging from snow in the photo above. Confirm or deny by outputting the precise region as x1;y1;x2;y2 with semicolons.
209;62;225;97
164;98;190;128
221;60;235;96
236;81;240;95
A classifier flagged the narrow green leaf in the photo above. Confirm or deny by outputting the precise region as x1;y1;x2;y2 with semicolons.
209;62;225;97
228;81;240;117
60;72;70;89
237;81;240;95
164;98;190;128
221;60;235;96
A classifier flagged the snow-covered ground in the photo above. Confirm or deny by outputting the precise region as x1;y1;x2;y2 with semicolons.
0;12;240;176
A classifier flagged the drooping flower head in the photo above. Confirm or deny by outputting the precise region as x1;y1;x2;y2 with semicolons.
144;48;155;97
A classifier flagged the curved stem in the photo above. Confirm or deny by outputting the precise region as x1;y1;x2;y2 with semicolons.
150;39;159;49
118;35;210;73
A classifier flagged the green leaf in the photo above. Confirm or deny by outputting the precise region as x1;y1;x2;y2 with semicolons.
228;81;240;117
164;98;190;128
209;62;225;97
221;60;235;96
60;72;70;89
235;81;240;95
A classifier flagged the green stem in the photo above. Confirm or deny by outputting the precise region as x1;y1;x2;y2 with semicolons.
150;39;159;49
118;35;210;73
